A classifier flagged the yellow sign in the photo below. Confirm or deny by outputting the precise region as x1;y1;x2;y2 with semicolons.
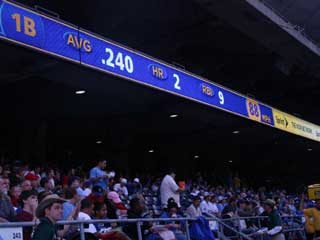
273;109;320;142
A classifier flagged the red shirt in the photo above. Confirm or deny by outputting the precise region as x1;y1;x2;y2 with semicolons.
16;210;34;240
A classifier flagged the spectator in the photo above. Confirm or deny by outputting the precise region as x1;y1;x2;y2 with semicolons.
77;198;97;234
113;178;128;197
107;191;127;216
262;199;285;240
32;194;65;240
9;184;21;208
25;172;40;189
128;178;142;195
160;199;186;240
200;192;213;217
38;177;53;194
89;159;109;191
62;187;80;220
186;195;202;218
21;180;32;191
0;177;16;222
208;195;219;216
124;197;159;240
160;169;184;208
16;190;38;240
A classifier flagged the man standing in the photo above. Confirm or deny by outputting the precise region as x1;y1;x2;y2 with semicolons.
160;170;184;208
90;159;109;191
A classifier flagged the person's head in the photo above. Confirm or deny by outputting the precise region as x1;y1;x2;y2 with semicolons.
68;176;81;188
263;199;276;213
167;169;176;179
133;178;140;186
167;200;178;217
193;196;201;208
40;178;53;191
238;199;246;209
19;190;38;211
97;159;107;169
25;173;40;188
10;185;21;199
204;192;210;202
120;178;127;187
21;180;32;191
35;194;65;223
107;191;121;204
63;187;80;204
130;197;145;214
80;198;94;216
210;195;216;203
94;202;107;219
0;177;10;194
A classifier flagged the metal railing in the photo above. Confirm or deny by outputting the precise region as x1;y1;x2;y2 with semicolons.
0;215;306;240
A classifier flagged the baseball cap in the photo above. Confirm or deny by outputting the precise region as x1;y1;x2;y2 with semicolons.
25;173;39;181
120;178;127;184
133;178;140;183
107;191;121;204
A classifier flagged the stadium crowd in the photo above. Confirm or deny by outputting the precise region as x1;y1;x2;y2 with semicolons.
0;158;317;240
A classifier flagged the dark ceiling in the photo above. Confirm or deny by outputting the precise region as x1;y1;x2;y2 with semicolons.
0;0;320;186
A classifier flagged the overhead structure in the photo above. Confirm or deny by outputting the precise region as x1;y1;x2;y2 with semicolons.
0;0;319;142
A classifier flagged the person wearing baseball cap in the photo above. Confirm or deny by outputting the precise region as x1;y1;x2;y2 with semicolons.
263;199;285;240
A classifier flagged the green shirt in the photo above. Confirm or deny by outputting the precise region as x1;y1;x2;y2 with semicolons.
31;217;58;240
267;209;282;229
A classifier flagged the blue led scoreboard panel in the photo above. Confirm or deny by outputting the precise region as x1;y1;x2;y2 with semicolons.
2;0;320;142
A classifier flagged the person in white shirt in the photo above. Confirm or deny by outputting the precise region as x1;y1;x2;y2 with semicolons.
208;195;220;216
113;178;128;197
78;199;97;234
160;170;184;208
200;192;213;217
186;196;202;218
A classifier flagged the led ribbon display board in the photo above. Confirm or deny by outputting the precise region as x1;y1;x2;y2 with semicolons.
0;0;319;142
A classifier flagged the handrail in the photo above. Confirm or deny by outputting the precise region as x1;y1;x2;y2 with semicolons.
0;215;305;240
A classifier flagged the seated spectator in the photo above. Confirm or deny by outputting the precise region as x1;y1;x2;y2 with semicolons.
37;177;54;194
160;199;187;240
21;180;32;192
93;202;130;240
69;176;91;198
25;172;40;189
9;184;21;208
0;177;16;222
200;192;213;217
16;190;38;240
208;195;219;216
78;199;129;240
124;197;160;240
128;178;142;195
107;191;127;216
62;187;80;220
32;194;70;240
186;195;202;218
78;198;97;234
113;178;128;197
87;185;105;204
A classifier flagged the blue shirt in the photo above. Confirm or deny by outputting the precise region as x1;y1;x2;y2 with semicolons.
90;167;108;190
62;201;75;220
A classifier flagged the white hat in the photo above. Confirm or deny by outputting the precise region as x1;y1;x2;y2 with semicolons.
133;178;140;183
120;178;127;184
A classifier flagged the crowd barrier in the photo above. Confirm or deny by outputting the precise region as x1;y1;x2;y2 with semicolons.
0;215;305;240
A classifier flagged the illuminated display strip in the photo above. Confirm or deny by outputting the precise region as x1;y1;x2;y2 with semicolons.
0;0;319;142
